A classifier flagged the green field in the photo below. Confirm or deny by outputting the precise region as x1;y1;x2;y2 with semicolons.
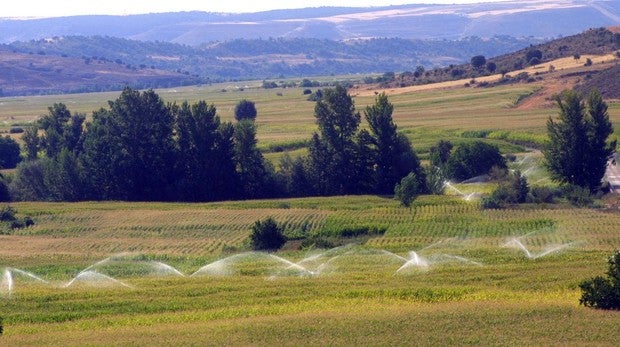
1;195;619;345
0;82;619;345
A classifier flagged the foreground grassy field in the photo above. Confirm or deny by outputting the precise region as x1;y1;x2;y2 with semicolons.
0;193;619;345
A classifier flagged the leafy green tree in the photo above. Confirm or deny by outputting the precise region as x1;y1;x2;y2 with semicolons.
364;92;424;194
307;85;366;195
429;140;453;168
173;101;238;201
486;62;497;73
526;49;543;63
80;88;176;200
9;160;51;201
233;120;271;199
394;172;421;209
250;217;286;251
544;90;615;192
445;141;506;181
0;136;21;169
21;126;40;161
470;55;486;69
234;99;257;122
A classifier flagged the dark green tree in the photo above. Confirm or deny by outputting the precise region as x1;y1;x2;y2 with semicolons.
544;90;615;192
0;136;21;169
470;55;486;69
364;92;424;194
579;251;620;309
250;217;286;251
429;140;453;168
21;126;40;161
307;85;365;195
394;172;421;209
486;62;497;73
233;120;271;199
173;101;238;201
445;141;506;181
234;99;257;122
80;88;176;200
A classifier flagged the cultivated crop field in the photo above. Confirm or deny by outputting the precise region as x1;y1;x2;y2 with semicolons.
1;78;619;345
0;195;619;345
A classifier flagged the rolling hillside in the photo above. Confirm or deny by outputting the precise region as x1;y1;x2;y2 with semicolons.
0;0;618;44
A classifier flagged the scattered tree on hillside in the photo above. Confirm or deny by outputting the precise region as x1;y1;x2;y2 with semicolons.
544;90;616;192
486;62;497;73
470;55;486;70
526;49;543;64
234;99;257;122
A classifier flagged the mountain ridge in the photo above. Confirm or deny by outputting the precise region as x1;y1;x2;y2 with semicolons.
1;1;618;45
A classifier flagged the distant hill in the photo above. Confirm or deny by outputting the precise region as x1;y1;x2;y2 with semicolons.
0;0;618;45
575;64;620;99
376;27;620;89
0;35;542;96
0;48;201;96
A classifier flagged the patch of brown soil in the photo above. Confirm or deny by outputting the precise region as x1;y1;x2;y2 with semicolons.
608;26;620;34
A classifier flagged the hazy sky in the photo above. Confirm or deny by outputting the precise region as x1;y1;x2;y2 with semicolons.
3;0;505;18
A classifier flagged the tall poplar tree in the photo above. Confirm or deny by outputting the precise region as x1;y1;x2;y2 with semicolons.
544;90;615;192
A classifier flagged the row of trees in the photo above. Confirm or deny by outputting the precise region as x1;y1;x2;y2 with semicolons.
6;86;426;202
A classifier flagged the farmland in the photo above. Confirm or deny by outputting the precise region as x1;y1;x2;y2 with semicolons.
0;68;620;344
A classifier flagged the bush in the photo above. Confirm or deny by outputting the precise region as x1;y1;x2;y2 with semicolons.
445;141;506;181
234;99;257;122
0;205;16;221
561;185;593;207
528;186;556;204
0;316;3;335
579;251;620;309
250;217;286;251
0;136;22;169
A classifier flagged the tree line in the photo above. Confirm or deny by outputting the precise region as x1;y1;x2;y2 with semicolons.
3;86;427;202
1;86;614;204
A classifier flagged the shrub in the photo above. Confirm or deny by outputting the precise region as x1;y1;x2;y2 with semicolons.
528;186;556;204
445;141;506;181
234;99;257;122
0;205;16;221
0;316;3;335
579;251;620;310
394;172;421;208
0;136;22;169
250;217;286;251
561;185;593;207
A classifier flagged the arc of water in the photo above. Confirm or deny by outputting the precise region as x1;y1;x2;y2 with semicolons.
64;270;132;288
268;254;315;276
151;261;185;277
11;268;49;283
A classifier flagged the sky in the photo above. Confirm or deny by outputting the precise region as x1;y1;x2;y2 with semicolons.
2;0;503;18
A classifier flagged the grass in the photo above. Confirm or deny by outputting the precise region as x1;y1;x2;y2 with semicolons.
0;76;619;344
0;193;619;344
